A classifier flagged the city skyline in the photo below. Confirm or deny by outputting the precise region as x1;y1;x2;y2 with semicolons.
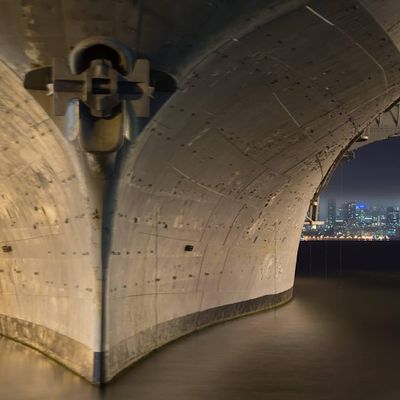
304;200;400;241
320;199;400;220
320;138;400;219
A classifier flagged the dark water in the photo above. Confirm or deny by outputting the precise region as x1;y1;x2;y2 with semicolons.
2;241;400;399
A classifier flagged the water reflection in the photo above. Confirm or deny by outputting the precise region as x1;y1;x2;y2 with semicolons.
2;275;400;399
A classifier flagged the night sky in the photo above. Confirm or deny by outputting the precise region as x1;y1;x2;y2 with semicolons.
320;138;400;217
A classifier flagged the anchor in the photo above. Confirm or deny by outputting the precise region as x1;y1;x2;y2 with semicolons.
23;37;150;153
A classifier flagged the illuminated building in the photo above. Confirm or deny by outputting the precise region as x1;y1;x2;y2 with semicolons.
327;199;336;227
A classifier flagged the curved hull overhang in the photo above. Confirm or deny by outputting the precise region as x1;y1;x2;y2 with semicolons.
0;0;400;383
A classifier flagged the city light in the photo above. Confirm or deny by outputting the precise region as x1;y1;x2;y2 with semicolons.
303;200;400;241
